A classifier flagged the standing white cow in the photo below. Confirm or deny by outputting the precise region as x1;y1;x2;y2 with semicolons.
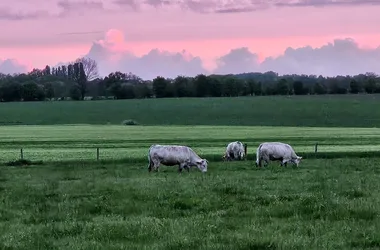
222;141;247;161
148;144;208;173
255;142;302;167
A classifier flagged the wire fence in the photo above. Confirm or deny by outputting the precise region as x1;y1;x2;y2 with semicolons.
4;143;380;165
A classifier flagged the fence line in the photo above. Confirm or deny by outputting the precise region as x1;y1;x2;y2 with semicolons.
14;143;321;162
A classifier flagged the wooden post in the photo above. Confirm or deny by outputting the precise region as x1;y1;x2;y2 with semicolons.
20;148;23;159
315;143;318;153
96;147;99;161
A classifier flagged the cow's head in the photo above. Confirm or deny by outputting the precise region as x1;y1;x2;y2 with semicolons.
239;151;244;160
196;159;208;173
294;156;302;167
243;143;248;158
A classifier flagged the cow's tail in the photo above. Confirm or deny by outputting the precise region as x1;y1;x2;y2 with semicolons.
255;144;262;167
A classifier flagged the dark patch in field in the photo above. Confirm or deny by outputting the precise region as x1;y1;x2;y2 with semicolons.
341;189;367;199
50;222;84;239
4;159;44;167
0;208;17;222
351;238;380;248
236;241;277;250
172;198;198;210
348;209;378;221
165;239;203;250
61;176;81;181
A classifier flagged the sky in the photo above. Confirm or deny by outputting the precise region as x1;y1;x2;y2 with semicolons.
1;0;380;80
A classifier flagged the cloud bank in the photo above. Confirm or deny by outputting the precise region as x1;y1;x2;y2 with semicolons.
82;29;380;79
2;0;380;20
0;59;29;75
2;29;380;79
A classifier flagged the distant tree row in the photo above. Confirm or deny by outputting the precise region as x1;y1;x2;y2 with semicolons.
0;57;380;102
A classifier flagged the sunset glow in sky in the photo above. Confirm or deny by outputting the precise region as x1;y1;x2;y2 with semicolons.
1;0;380;79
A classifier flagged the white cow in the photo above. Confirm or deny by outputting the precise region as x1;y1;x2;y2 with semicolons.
255;142;302;167
148;144;208;173
223;141;247;161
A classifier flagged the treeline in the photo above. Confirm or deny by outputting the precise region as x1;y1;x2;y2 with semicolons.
0;57;380;102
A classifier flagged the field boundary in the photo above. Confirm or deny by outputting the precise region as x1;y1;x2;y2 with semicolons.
4;150;380;166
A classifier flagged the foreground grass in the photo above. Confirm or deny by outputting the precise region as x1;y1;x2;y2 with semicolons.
2;95;380;127
1;125;380;163
1;158;380;249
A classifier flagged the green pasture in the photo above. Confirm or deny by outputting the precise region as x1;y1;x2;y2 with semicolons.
1;158;380;249
0;125;380;163
1;95;380;127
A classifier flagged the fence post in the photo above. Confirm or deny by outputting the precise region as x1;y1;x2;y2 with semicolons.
97;147;99;161
314;143;318;154
20;148;23;160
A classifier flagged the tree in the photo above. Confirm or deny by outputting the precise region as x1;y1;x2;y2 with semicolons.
20;82;45;101
313;82;327;95
43;65;51;76
193;74;209;97
173;76;194;97
75;57;99;81
152;76;169;98
276;78;290;95
69;84;82;100
349;80;361;94
44;83;55;100
70;62;87;100
293;81;305;95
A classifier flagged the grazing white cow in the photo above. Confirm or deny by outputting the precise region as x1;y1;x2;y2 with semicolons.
148;144;208;173
255;142;302;167
223;141;247;161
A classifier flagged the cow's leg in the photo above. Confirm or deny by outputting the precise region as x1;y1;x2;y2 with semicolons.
263;156;269;167
152;160;160;172
281;158;290;167
257;156;263;167
280;158;286;167
178;163;187;173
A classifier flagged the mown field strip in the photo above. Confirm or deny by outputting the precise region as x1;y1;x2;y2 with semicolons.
0;125;380;140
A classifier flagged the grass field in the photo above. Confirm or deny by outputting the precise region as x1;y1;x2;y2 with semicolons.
1;158;380;249
1;95;380;249
0;125;380;163
1;95;380;127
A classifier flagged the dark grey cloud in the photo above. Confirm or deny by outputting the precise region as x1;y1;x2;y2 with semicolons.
113;0;139;10
0;0;105;21
57;0;105;17
0;59;28;75
113;0;380;13
0;7;49;20
276;0;380;8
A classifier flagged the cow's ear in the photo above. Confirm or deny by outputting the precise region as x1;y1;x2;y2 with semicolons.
299;156;303;159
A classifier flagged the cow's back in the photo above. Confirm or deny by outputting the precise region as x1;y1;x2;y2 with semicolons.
150;145;192;164
260;142;294;159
